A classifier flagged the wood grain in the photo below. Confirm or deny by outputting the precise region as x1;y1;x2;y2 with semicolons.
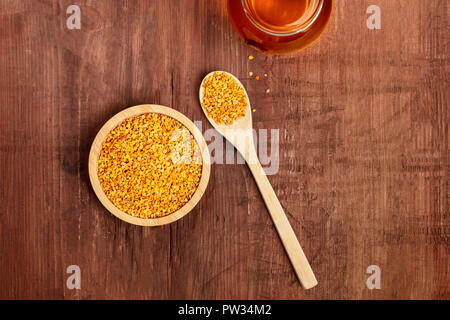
0;0;448;299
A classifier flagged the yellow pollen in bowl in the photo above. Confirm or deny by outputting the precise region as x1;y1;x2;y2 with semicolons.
97;113;202;219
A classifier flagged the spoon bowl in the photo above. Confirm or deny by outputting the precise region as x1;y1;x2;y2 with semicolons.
199;71;257;162
200;71;253;132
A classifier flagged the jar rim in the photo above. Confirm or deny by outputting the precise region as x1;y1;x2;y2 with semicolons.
241;0;324;36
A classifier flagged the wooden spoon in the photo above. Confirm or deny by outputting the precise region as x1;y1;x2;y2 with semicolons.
199;71;318;289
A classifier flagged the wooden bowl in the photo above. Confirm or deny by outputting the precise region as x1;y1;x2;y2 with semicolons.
88;104;211;226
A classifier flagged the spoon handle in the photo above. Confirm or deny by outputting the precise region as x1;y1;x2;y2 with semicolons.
247;156;318;289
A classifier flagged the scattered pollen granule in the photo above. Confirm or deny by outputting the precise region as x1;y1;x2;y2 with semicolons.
201;72;247;125
97;113;202;219
248;55;254;60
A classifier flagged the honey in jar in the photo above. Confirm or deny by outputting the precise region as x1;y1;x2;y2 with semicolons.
227;0;333;54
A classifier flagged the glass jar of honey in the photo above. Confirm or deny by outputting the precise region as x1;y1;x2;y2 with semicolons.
227;0;333;54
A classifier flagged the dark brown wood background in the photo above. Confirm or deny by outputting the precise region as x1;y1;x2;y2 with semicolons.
0;0;448;299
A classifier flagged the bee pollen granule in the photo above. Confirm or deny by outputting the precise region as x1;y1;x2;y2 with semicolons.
97;113;202;219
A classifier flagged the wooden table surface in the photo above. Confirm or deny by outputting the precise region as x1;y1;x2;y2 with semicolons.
0;0;448;300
